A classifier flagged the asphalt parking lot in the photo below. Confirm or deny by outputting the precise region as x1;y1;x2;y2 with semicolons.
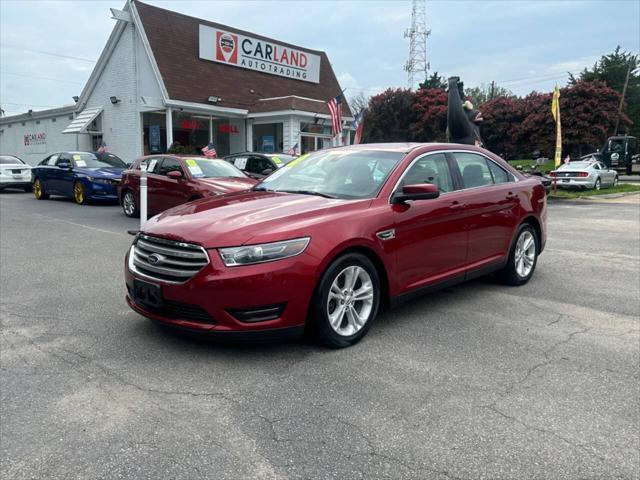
1;191;638;479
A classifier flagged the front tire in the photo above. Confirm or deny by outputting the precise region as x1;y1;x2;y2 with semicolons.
33;178;49;200
310;253;380;348
122;189;139;218
73;181;88;205
498;224;539;286
613;175;619;187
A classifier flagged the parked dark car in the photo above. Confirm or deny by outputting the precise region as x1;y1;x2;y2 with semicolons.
224;152;296;179
125;143;547;348
31;151;127;204
118;154;258;217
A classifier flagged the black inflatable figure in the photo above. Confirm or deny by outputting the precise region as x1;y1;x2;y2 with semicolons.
447;76;484;147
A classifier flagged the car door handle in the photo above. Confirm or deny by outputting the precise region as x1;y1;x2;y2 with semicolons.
505;192;517;200
449;202;466;211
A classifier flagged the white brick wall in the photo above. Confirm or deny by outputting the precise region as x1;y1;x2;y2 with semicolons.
82;23;141;163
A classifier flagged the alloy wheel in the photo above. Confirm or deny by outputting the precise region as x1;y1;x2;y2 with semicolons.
613;176;619;187
123;191;136;216
594;178;601;190
326;265;374;337
34;180;42;199
74;182;85;204
514;230;536;278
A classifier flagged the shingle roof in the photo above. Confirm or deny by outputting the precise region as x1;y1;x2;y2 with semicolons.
133;1;352;117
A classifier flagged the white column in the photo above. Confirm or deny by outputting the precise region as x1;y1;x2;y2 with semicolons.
165;107;173;149
246;119;253;152
209;116;213;143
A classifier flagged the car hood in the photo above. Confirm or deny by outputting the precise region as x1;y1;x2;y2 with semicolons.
74;167;124;179
142;191;369;248
196;177;257;193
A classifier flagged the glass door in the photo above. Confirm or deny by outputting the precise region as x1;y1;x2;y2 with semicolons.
300;135;333;154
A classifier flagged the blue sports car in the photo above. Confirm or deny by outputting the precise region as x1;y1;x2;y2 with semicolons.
32;151;127;204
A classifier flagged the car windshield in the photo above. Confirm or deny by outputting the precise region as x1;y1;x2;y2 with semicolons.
0;155;25;165
255;149;405;200
71;152;124;169
183;158;246;179
94;152;127;168
267;154;296;167
561;162;592;169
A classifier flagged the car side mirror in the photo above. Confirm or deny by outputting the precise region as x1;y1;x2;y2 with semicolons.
58;161;72;169
262;168;274;175
167;170;183;179
392;183;440;204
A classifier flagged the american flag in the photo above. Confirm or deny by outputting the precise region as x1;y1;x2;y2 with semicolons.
327;94;343;136
287;143;299;156
201;142;217;158
353;109;366;145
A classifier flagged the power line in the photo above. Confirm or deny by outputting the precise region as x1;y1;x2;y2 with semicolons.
1;71;85;85
0;101;60;108
0;43;96;63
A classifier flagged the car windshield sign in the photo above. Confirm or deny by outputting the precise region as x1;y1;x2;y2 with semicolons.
185;158;246;178
256;149;405;200
72;153;125;169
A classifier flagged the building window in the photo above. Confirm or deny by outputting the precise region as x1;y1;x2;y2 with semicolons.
52;118;56;123
21;122;25;126
253;123;283;152
7;124;11;128
36;120;40;124
68;115;73;120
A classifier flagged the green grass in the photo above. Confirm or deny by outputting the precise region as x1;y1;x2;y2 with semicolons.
508;159;556;173
549;184;640;199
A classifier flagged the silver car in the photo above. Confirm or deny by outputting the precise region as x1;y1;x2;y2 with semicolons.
0;155;32;192
551;159;618;190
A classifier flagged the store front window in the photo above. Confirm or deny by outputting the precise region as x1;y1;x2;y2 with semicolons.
253;123;283;152
300;120;333;154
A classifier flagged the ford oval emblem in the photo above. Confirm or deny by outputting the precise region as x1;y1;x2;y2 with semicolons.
147;253;162;265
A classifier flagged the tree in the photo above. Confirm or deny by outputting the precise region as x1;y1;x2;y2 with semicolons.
466;82;513;106
349;91;369;116
569;46;640;137
411;87;448;142
479;96;527;159
362;88;417;142
419;71;447;90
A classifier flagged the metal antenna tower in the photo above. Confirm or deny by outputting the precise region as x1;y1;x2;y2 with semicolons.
404;0;430;89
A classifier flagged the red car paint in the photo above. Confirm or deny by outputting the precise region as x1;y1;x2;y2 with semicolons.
118;154;257;216
125;144;547;335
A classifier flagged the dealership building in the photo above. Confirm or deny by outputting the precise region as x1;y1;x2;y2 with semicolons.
0;0;352;164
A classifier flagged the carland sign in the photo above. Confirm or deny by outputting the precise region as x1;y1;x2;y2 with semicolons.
199;24;321;84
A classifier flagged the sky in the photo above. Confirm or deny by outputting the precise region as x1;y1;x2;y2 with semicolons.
1;0;639;117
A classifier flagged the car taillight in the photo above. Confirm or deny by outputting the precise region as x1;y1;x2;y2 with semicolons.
578;172;589;177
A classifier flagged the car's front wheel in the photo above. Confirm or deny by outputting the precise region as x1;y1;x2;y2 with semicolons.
122;190;139;217
311;253;380;348
498;224;539;286
73;181;88;205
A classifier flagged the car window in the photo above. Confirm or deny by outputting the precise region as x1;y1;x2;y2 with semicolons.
487;160;511;184
249;156;273;174
0;155;25;165
139;157;161;173
454;153;494;189
158;157;183;176
400;153;454;192
57;153;72;165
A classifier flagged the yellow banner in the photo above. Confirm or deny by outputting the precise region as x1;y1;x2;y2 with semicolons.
552;86;562;167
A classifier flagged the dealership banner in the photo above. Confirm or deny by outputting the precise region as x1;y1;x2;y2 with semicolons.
199;24;321;84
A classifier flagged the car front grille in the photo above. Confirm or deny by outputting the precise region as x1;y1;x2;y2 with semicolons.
130;234;209;284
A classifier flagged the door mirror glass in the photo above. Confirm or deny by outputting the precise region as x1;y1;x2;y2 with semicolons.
58;161;71;169
393;183;440;203
167;170;182;179
262;168;274;175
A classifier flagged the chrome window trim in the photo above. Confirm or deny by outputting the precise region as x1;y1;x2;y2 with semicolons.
387;149;518;204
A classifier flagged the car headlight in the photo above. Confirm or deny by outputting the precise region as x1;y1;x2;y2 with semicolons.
218;237;310;267
91;177;117;185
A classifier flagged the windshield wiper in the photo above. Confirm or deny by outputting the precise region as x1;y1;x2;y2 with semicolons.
252;186;272;191
277;189;337;199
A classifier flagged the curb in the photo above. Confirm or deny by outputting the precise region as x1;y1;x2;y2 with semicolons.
548;191;640;201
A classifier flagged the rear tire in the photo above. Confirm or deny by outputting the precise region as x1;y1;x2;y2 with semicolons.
613;176;619;187
122;189;139;218
498;224;539;286
310;253;380;348
593;177;601;190
33;178;49;200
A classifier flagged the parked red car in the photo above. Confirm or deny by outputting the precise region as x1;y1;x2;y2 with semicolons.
118;155;257;217
125;144;547;348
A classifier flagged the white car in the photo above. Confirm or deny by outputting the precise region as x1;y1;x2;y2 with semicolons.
550;160;618;190
0;155;32;192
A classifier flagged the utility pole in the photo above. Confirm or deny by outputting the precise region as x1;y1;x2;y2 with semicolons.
489;81;496;100
404;0;430;89
614;64;631;135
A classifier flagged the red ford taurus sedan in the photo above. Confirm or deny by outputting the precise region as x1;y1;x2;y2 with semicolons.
117;155;257;217
125;144;547;348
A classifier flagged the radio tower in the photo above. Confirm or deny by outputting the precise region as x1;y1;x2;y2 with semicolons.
404;0;430;89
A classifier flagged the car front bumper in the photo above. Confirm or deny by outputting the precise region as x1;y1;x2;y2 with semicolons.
124;247;319;334
87;181;120;200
